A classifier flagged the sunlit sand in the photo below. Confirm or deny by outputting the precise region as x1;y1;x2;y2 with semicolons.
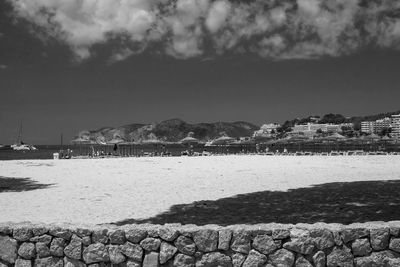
0;155;399;224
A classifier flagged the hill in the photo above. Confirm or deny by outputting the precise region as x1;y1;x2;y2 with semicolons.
73;119;259;143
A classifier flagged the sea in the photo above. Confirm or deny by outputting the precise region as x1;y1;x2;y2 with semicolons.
0;144;257;160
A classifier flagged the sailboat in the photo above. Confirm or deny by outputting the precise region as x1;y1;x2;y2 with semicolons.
10;122;37;151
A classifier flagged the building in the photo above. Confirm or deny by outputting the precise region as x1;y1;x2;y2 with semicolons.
361;117;391;134
253;123;281;137
361;121;374;134
392;114;400;138
292;123;352;136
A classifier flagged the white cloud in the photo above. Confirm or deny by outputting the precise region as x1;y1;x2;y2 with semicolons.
205;0;231;33
7;0;400;61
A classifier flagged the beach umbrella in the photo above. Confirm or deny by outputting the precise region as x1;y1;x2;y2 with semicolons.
179;136;200;144
210;136;235;145
107;138;125;144
71;137;93;144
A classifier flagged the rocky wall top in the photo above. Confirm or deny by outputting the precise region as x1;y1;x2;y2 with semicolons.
1;221;400;267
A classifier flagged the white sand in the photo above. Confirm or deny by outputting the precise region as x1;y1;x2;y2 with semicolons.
0;155;400;224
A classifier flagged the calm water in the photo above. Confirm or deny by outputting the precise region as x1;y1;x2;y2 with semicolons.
1;142;398;160
0;144;257;160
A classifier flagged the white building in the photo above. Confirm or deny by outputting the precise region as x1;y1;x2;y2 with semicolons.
392;114;400;138
253;123;281;137
292;123;352;136
361;117;391;134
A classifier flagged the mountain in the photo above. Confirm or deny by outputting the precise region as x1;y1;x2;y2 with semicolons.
73;119;259;143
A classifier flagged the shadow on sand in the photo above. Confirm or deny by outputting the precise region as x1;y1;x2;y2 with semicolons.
114;180;400;226
0;176;54;192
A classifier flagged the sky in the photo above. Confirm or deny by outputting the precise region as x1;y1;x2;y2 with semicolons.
1;0;400;144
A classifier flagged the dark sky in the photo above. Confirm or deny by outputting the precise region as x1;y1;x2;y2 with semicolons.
1;0;400;144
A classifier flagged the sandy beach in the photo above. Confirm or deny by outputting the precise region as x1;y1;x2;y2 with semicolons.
1;155;400;224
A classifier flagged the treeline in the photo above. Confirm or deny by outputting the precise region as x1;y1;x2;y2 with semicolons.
279;110;400;133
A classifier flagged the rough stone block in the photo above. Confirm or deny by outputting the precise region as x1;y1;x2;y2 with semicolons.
126;228;147;244
173;253;194;267
242;249;267;267
370;228;390;251
196;252;232;267
13;227;33;242
159;242;177;264
230;231;251;254
18;242;36;259
352;238;372;256
0;235;18;264
218;230;232;251
174;236;196;256
83;243;110;264
143;252;159;267
193;229;218;253
326;246;353;267
268;249;295;267
121;242;143;262
140;238;161;251
109;229;126;245
252;234;278;255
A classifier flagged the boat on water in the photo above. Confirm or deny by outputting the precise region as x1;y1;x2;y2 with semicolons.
5;122;37;151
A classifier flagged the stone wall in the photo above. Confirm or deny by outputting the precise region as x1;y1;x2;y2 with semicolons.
1;222;400;267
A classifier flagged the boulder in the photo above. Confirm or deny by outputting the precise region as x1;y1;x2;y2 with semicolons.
354;250;399;267
310;229;335;250
313;251;326;267
82;243;110;264
283;237;315;255
15;259;32;267
64;256;86;267
193;229;218;252
230;231;251;254
326;246;353;267
252;234;278;255
389;238;400;253
34;256;64;267
0;235;18;264
126;260;142;267
36;242;51;258
352;238;372;256
195;252;232;267
75;228;92;238
32;227;48;237
109;229;126;245
341;228;369;243
18;242;36;259
174;236;196;256
218;230;232;251
13;227;33;242
64;235;82;260
295;256;313;267
158;228;179;242
159;242;178;264
174;253;195;267
242;250;267;267
143;252;159;267
121;242;143;262
140;238;161;251
50;238;66;257
272;229;290;240
370;228;390;251
126;228;147;243
231;253;246;267
92;229;108;244
30;235;52;245
49;228;72;241
108;245;126;264
268;249;295;267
